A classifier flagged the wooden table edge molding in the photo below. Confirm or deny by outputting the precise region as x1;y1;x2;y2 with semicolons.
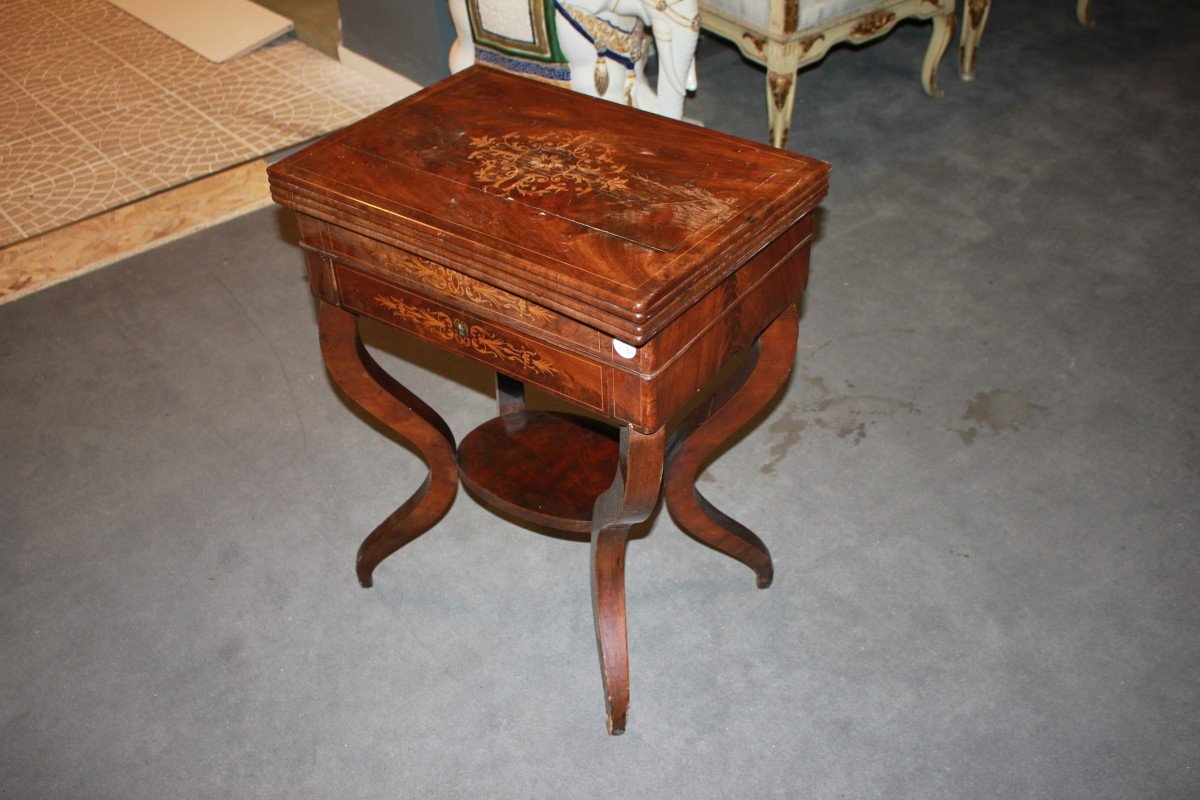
268;66;829;734
269;67;829;344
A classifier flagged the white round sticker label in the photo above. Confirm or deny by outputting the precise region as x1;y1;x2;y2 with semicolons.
612;339;637;359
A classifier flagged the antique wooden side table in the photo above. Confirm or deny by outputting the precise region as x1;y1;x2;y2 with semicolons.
268;66;828;734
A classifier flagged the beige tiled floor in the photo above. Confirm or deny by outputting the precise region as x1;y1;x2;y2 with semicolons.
0;160;274;304
0;0;400;247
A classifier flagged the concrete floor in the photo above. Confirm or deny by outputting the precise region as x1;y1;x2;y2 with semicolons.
2;0;1197;797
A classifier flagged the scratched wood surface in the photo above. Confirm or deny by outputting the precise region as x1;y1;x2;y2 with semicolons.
268;66;828;340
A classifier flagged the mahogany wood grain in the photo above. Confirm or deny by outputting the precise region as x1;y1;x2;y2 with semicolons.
457;411;618;533
663;304;800;588
317;301;459;587
607;234;810;432
590;425;666;735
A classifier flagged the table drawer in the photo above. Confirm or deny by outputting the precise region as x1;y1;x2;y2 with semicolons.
337;264;608;415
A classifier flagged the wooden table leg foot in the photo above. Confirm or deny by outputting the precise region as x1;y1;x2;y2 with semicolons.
591;425;665;735
664;305;800;587
317;301;459;587
593;526;630;735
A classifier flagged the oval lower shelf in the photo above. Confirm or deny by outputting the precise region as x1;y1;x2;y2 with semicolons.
457;411;619;533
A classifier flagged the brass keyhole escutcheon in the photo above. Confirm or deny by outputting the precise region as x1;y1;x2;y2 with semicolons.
454;320;469;339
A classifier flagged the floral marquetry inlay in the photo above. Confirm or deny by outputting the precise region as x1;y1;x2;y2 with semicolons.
467;132;630;197
397;251;555;325
376;294;456;339
375;295;561;380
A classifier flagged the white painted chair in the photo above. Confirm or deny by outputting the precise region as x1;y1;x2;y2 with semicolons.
699;0;957;148
959;0;1095;80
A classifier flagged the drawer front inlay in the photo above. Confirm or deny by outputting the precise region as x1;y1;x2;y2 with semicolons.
338;265;607;414
374;294;561;381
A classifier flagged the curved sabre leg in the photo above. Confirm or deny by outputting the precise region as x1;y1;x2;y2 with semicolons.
317;301;459;588
591;425;665;735
664;304;800;589
923;8;957;98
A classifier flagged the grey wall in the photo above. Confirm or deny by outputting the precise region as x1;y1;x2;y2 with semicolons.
339;0;456;86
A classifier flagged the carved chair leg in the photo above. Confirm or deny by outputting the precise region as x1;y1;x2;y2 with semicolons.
923;9;957;97
1077;0;1095;27
958;0;990;80
317;301;459;588
591;425;665;735
765;68;798;149
664;304;800;589
496;373;525;416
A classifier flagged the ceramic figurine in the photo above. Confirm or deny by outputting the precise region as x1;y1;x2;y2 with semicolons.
448;0;699;119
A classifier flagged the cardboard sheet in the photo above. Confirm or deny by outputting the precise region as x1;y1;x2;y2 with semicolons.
106;0;293;62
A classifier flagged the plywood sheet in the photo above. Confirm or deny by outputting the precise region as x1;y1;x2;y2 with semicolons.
0;161;275;305
106;0;294;62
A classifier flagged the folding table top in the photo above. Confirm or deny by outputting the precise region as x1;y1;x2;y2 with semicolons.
268;66;829;342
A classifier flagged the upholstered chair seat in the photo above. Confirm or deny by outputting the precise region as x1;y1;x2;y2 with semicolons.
706;0;890;30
